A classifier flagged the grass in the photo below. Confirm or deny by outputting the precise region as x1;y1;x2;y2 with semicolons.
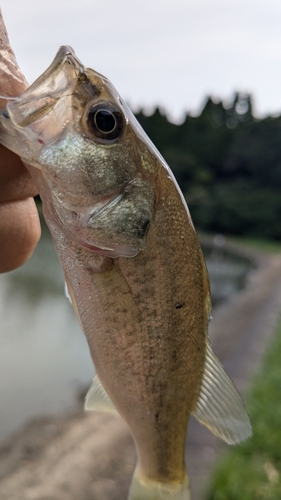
206;316;281;500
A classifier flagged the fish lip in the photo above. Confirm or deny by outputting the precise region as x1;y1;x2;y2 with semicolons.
56;46;85;72
44;45;85;77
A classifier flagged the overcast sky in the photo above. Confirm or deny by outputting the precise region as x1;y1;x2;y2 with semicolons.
1;0;281;121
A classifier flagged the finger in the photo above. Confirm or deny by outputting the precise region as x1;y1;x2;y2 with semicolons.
0;197;41;273
0;144;38;201
0;10;41;272
0;8;28;105
0;10;38;202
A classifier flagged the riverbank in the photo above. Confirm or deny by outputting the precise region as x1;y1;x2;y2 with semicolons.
1;241;281;500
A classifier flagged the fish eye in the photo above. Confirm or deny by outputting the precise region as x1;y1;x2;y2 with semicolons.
85;102;124;141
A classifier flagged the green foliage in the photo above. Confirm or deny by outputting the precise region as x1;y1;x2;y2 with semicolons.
206;317;281;499
190;183;281;238
135;93;281;240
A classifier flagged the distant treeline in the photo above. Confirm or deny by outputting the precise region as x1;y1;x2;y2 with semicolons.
135;93;281;240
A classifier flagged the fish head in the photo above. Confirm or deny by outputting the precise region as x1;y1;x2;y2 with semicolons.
0;46;158;257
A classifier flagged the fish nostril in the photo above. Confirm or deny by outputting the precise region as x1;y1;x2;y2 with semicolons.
137;217;151;238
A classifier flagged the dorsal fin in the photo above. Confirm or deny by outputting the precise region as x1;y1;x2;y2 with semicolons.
192;342;252;444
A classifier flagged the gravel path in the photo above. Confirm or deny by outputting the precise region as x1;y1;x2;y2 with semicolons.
1;245;281;500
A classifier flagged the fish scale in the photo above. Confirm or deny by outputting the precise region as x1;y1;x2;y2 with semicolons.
0;45;251;500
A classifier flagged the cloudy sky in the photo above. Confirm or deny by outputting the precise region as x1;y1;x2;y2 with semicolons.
1;0;281;121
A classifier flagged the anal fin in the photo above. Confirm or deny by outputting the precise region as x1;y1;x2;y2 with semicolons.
85;375;118;414
192;341;252;444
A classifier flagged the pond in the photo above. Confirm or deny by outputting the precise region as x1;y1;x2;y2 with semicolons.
202;237;252;306
0;222;252;441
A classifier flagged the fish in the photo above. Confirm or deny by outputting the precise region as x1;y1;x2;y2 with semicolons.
0;46;251;500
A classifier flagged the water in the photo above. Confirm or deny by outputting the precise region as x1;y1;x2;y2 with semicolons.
0;224;251;441
202;242;252;306
0;221;94;441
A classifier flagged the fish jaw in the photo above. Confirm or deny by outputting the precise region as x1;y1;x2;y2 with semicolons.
0;46;81;162
0;45;119;165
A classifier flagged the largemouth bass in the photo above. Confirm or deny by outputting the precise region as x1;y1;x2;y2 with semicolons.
0;46;251;500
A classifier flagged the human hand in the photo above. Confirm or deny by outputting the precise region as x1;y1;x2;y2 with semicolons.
0;146;41;272
0;10;41;272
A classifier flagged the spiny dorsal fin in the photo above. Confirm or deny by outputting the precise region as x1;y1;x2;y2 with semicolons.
85;375;118;414
192;342;252;444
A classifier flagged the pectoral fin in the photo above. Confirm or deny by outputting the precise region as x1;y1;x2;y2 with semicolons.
64;277;85;331
64;281;72;305
85;375;118;414
192;342;252;444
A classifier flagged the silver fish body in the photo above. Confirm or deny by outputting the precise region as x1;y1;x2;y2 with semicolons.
0;47;251;500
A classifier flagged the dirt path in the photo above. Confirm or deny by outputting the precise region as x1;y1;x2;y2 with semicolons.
1;245;281;500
